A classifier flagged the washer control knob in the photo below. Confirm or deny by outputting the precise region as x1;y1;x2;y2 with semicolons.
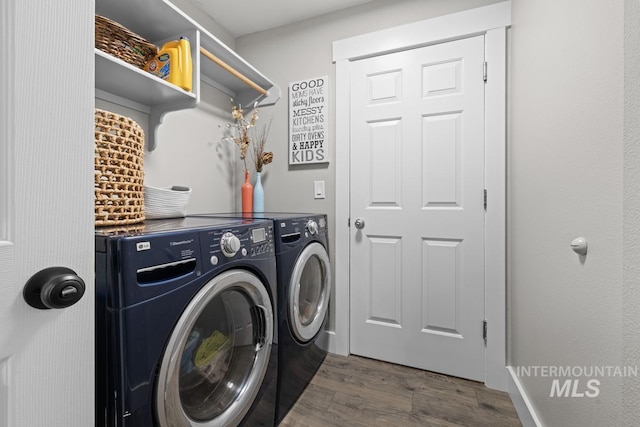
307;220;319;235
220;232;241;257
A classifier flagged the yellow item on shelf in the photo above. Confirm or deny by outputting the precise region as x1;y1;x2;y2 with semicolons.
144;37;193;92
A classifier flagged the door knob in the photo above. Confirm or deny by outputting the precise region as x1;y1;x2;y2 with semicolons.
354;218;365;229
23;267;86;310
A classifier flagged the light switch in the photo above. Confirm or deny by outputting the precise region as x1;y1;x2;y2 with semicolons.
314;181;325;199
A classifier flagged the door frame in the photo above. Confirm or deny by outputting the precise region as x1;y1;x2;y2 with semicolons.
331;1;511;391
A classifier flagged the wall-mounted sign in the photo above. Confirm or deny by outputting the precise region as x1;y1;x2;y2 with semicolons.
289;76;329;165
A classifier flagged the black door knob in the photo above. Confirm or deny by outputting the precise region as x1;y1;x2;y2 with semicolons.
23;267;86;310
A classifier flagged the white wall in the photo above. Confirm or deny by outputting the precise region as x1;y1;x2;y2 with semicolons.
234;0;502;332
509;0;623;425
623;1;640;426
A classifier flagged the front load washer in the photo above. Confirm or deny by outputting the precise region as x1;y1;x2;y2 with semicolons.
270;213;331;424
95;217;278;427
191;213;331;424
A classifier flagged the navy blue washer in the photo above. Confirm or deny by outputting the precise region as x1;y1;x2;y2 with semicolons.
190;213;331;425
95;216;278;427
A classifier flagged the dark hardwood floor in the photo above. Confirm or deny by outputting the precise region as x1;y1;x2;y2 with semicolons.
279;353;522;427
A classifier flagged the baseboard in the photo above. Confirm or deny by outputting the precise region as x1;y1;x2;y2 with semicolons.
320;329;334;353
507;366;543;427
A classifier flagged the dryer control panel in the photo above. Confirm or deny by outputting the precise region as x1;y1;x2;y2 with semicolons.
276;214;327;245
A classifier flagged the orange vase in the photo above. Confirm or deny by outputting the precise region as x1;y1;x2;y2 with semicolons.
241;170;253;214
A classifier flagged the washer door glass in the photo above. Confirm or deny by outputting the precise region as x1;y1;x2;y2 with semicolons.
156;269;274;427
289;242;331;342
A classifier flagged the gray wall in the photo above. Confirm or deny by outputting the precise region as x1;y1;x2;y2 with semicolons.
509;0;624;425
624;1;640;426
171;0;234;48
234;0;502;331
100;0;637;424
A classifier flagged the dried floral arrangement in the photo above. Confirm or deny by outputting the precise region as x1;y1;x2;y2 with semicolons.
225;101;273;173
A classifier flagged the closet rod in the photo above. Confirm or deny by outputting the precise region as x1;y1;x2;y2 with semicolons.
199;47;269;96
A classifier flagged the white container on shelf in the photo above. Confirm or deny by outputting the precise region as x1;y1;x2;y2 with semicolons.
144;185;192;219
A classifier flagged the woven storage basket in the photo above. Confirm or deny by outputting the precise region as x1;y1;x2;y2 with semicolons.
94;109;145;226
95;14;158;69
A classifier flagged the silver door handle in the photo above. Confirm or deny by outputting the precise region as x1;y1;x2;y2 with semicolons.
354;218;365;229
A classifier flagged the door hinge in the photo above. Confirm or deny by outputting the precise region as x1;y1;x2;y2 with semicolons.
348;217;350;227
483;189;487;210
483;320;488;341
483;61;488;82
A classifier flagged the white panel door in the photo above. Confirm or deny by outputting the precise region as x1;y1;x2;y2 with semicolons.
349;36;486;381
0;0;94;426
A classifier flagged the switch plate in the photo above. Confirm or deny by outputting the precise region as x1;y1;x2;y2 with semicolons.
314;181;325;199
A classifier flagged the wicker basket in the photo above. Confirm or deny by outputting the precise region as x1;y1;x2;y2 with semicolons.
94;109;145;226
95;15;158;70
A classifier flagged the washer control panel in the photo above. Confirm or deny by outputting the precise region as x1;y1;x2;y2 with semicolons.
306;220;319;235
220;232;241;257
98;217;277;307
199;221;274;268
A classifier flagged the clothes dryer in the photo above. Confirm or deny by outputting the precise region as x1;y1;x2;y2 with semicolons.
270;213;331;424
192;213;331;424
95;217;278;427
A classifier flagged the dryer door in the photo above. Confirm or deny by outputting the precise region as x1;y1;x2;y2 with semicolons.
289;242;331;343
156;269;274;427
